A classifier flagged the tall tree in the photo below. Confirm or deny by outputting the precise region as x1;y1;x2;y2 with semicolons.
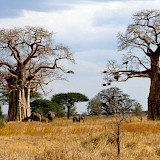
103;10;160;120
0;26;75;121
51;92;89;119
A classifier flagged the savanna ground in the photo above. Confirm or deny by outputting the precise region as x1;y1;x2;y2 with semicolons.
0;115;160;160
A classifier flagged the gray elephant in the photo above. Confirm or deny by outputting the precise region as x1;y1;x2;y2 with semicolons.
73;115;84;123
41;116;48;123
73;116;79;122
79;116;84;123
48;112;55;122
28;112;41;122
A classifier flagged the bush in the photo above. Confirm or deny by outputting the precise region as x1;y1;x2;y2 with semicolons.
0;119;5;128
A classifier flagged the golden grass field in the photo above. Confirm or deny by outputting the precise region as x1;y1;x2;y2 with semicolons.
0;115;160;160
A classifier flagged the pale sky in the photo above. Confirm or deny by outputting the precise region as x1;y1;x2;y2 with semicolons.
1;0;159;114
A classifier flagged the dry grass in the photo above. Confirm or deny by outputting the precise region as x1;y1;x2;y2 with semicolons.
0;115;160;160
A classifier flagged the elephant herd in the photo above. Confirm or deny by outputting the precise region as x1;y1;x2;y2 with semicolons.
23;112;84;123
23;112;55;123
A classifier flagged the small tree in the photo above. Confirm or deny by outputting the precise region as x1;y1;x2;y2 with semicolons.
133;102;143;121
87;98;102;116
97;87;134;158
51;92;89;119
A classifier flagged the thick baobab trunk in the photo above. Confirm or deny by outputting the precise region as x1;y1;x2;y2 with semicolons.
148;54;160;120
148;76;160;120
7;87;31;121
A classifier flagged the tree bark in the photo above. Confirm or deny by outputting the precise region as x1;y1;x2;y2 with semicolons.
67;106;70;119
148;53;160;120
148;77;160;120
7;87;31;121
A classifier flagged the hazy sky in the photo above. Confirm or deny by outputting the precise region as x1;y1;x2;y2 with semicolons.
1;0;159;114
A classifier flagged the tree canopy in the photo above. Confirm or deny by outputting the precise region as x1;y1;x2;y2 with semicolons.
30;99;65;117
103;10;160;120
51;92;89;119
96;87;135;115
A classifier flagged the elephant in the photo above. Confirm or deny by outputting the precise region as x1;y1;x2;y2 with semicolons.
48;112;55;122
73;115;84;123
80;116;84;123
28;112;41;122
73;116;79;122
41;116;48;123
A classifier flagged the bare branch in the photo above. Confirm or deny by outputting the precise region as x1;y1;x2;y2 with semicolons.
7;41;22;63
131;55;149;70
0;26;75;95
0;61;15;71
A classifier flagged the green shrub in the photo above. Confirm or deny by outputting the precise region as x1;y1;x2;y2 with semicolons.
0;119;5;128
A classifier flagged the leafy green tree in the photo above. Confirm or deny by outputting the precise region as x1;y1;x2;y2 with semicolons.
103;10;160;120
51;92;89;119
30;99;65;117
87;98;102;116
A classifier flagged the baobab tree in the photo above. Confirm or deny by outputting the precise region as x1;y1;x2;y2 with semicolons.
0;26;75;121
103;10;160;120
